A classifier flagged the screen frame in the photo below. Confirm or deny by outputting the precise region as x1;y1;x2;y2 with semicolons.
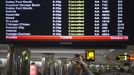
0;0;131;47
128;0;134;45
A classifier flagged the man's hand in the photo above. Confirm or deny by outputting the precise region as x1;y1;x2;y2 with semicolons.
72;55;85;65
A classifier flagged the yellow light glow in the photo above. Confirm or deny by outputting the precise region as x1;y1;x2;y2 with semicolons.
86;51;95;61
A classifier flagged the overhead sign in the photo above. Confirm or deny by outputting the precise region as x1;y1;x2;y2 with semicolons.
86;50;95;61
116;55;129;61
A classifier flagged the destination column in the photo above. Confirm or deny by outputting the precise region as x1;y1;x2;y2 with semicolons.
5;0;40;39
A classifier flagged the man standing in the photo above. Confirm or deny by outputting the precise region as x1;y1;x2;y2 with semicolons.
68;54;94;75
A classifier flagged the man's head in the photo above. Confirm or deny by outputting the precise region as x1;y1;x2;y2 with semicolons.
73;54;84;63
72;54;85;74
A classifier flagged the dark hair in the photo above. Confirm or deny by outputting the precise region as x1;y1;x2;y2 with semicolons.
74;54;85;61
75;54;80;58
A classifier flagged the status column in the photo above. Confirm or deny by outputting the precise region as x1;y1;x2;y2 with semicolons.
68;0;84;36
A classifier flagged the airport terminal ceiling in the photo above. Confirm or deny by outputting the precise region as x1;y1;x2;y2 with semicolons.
0;44;134;63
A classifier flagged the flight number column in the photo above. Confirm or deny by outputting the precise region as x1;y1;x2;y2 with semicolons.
52;0;62;36
101;0;110;36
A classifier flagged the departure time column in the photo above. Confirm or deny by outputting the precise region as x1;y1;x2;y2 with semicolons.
52;0;62;36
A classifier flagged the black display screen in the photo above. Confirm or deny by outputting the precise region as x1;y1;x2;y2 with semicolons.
2;0;129;45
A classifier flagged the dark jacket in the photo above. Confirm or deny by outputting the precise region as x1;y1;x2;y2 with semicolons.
68;64;94;75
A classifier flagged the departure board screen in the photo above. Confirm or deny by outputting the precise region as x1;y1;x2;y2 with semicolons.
4;0;129;41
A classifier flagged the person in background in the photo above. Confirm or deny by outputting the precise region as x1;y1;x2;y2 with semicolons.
68;54;94;75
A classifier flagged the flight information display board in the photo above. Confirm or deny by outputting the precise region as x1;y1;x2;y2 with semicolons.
4;0;129;41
